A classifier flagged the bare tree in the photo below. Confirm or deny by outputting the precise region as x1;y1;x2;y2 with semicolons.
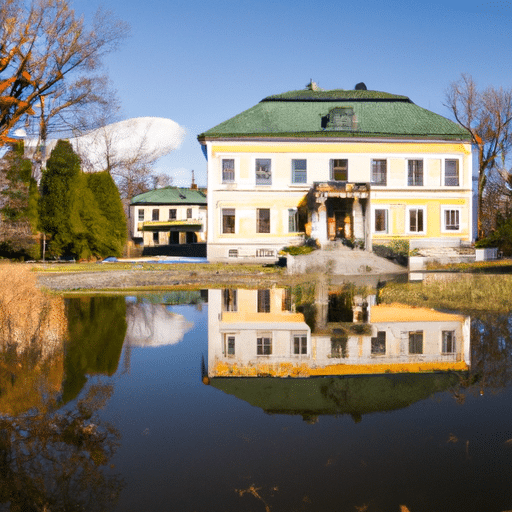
445;74;512;237
72;117;185;199
0;0;129;147
480;168;507;235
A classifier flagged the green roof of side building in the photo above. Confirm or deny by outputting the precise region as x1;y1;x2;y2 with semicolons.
198;88;471;141
130;187;207;205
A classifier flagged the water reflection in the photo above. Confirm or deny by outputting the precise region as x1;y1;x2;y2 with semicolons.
64;297;127;403
207;285;471;422
125;300;193;348
0;295;125;511
208;285;471;378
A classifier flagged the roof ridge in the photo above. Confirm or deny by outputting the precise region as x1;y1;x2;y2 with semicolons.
261;88;412;102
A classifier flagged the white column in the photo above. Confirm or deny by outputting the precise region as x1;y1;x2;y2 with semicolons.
353;197;364;240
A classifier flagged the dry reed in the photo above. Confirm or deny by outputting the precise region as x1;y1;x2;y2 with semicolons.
0;264;66;355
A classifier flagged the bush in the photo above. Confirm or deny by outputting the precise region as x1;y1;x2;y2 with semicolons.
476;218;512;256
281;245;316;256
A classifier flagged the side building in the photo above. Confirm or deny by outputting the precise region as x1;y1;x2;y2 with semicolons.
198;83;473;262
129;186;207;256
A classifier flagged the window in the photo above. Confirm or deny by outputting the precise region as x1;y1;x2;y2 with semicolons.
293;333;308;355
371;331;386;355
374;209;388;233
222;289;237;312
255;158;272;185
228;249;238;258
222;158;235;183
152;209;160;221
330;159;348;181
257;208;270;233
257;334;272;355
257;289;271;313
327;107;355;130
288;209;298;232
292;159;307;184
224;335;235;356
408;207;425;233
187;208;192;219
444;209;460;231
153;231;159;244
256;249;275;257
442;331;456;353
445;159;459;186
371;159;387;185
222;209;235;233
331;337;348;358
408;160;423;186
169;209;177;220
409;331;423;354
138;209;145;221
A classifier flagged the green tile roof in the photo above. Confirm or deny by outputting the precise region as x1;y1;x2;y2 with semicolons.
198;88;470;141
130;187;207;205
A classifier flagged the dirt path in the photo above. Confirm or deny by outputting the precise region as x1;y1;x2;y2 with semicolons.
36;268;300;291
36;254;407;293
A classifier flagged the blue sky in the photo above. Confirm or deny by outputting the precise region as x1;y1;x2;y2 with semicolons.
79;0;512;187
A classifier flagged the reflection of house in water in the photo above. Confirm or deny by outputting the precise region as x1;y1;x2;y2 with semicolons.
209;373;463;423
207;287;470;377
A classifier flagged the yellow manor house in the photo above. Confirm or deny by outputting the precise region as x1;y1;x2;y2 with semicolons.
198;82;473;262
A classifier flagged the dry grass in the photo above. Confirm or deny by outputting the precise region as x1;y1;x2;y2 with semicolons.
0;264;66;353
31;261;284;274
0;264;67;415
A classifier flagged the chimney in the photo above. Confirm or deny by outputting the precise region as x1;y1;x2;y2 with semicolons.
191;169;197;190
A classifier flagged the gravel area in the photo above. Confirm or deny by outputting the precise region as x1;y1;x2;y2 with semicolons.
36;248;407;292
36;268;292;291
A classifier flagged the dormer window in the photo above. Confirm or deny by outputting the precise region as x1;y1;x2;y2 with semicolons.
327;107;356;131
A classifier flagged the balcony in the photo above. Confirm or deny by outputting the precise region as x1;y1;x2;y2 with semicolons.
138;219;203;232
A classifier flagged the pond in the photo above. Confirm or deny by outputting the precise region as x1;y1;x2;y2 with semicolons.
1;285;512;512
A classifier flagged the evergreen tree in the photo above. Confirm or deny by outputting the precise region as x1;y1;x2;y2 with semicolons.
68;173;111;259
39;140;81;256
0;141;39;259
39;140;110;259
87;171;127;256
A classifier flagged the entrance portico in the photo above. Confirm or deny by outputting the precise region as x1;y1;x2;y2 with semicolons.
308;182;371;249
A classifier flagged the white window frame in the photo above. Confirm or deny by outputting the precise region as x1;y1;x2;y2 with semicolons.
223;333;236;357
255;158;272;186
221;157;236;184
291;159;307;184
441;207;461;233
407;159;424;186
138;209;145;222
221;208;236;234
441;330;456;354
409;330;423;355
406;206;426;235
371;159;387;186
291;332;309;356
330;158;348;181
443;158;460;187
257;289;271;313
373;206;389;234
256;208;271;234
288;208;298;233
257;332;272;356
